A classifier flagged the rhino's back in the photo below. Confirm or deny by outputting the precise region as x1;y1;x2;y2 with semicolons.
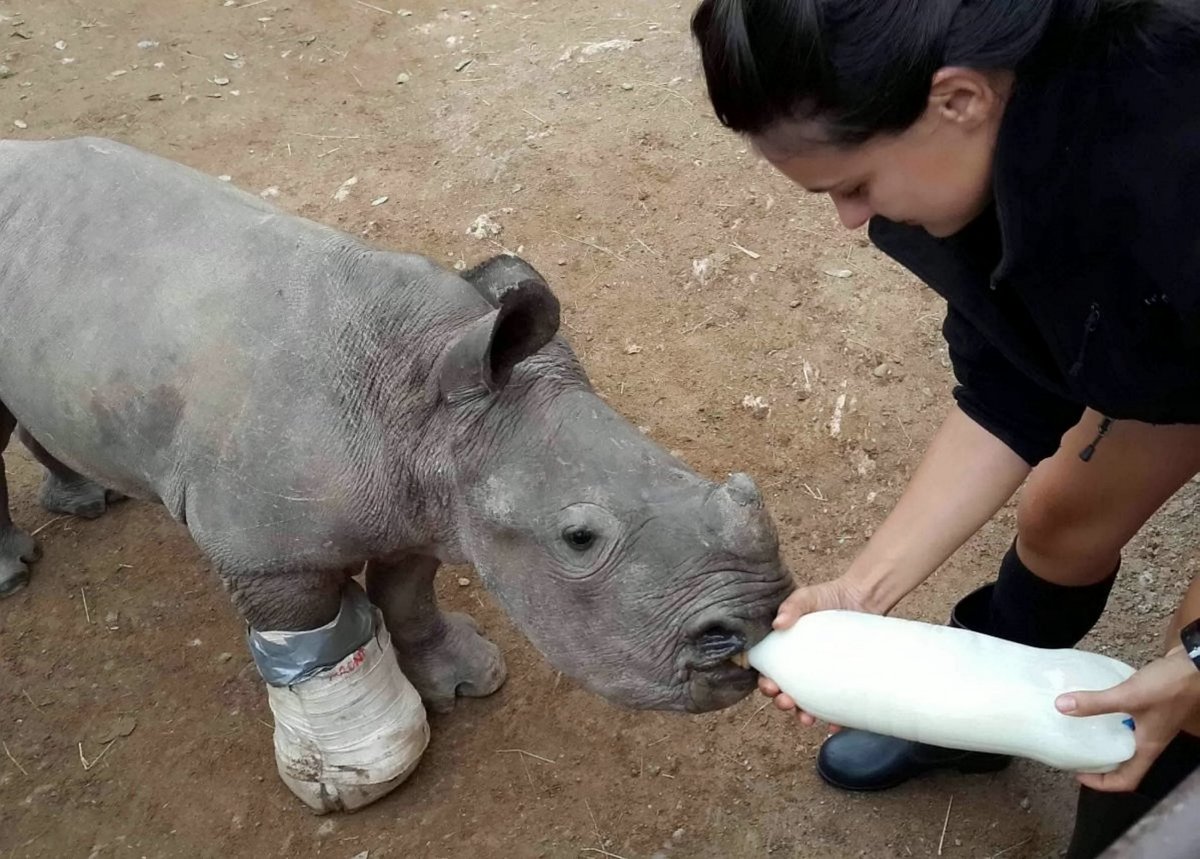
0;138;465;519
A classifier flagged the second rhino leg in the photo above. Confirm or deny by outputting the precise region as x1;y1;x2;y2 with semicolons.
17;427;124;519
0;406;40;596
366;555;506;713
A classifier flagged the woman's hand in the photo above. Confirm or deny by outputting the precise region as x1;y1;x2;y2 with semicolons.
757;577;869;726
1056;647;1200;792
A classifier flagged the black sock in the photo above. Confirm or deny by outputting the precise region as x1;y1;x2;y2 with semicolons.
983;541;1117;649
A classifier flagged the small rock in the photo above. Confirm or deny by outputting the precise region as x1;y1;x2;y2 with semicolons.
217;652;233;663
13;119;27;129
620;82;634;91
104;611;119;625
54;40;66;51
397;9;413;16
224;52;240;61
453;260;467;271
741;395;770;419
137;40;159;50
351;852;370;859
624;344;643;355
153;62;165;69
823;268;853;279
147;93;164;101
672;828;685;841
260;186;280;198
0;65;13;79
211;76;230;86
872;363;889;378
96;714;137;744
395;72;411;84
106;69;128;81
371;196;389;207
578;39;636;58
457;577;470;587
1020;796;1032;811
454;58;473;72
556;259;566;266
466;213;501;239
218;175;232;182
789;299;802;308
332;176;358;202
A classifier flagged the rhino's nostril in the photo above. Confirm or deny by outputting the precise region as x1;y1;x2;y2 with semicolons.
692;623;747;662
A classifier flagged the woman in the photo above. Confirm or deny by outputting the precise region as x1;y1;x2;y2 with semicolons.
690;1;1200;855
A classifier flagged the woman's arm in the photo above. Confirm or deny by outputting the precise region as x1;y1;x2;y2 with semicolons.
773;404;1030;630
764;405;1031;719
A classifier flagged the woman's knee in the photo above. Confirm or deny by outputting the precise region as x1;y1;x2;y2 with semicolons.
1015;478;1122;581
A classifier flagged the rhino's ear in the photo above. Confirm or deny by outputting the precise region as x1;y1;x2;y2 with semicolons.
461;254;549;308
440;279;561;396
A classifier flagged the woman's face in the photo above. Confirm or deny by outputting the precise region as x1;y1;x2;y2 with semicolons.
756;68;1011;238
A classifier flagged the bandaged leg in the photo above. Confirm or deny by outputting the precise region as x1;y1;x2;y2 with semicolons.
248;583;429;813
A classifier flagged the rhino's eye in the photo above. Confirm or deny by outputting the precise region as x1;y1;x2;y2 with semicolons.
562;526;596;551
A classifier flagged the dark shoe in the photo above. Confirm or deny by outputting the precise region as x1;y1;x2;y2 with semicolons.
817;729;1010;791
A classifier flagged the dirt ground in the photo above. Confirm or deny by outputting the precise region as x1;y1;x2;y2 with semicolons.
1;1;1195;857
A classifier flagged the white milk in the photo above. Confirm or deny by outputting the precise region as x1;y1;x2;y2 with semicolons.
748;610;1137;773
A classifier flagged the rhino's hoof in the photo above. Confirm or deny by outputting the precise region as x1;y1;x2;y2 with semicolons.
0;567;30;598
400;611;508;714
39;475;123;520
279;745;427;815
268;615;430;814
0;528;38;597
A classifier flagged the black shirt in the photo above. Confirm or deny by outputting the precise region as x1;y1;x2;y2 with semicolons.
869;40;1200;465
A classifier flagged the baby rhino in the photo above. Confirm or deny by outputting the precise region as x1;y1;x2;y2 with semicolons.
0;137;791;810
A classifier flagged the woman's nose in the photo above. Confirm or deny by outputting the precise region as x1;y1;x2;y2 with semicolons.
831;195;872;230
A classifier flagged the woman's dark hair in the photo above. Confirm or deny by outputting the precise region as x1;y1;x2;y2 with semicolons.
692;0;1200;146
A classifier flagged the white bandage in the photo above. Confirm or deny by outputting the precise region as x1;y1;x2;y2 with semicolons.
264;611;429;813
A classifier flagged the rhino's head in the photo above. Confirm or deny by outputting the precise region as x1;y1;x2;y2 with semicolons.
437;255;792;713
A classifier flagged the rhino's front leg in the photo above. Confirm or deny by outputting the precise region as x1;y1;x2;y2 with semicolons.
223;568;429;813
366;555;507;713
224;568;346;632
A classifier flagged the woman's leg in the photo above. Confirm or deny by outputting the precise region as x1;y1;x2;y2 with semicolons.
1015;411;1200;587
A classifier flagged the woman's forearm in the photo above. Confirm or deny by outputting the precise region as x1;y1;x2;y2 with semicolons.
846;405;1031;614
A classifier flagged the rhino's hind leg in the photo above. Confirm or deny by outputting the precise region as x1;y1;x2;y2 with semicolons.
17;427;125;519
366;555;507;713
0;406;40;597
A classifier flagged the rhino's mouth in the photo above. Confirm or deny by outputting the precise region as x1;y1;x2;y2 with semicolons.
729;651;750;670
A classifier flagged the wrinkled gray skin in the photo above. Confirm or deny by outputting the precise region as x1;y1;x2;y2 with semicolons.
0;137;791;713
